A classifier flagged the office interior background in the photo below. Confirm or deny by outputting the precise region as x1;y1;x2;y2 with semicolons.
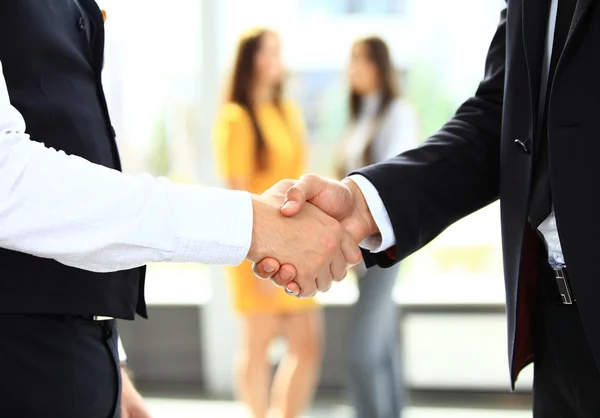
95;0;532;416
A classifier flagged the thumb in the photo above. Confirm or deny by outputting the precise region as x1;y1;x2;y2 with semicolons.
281;174;326;217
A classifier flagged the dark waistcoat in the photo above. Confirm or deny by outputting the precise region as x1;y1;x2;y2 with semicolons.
0;0;147;319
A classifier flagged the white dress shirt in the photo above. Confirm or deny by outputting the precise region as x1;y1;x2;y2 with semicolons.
0;61;254;361
354;1;567;269
118;337;127;363
536;0;565;269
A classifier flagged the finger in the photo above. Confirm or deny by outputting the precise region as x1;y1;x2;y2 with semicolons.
293;267;318;298
329;250;347;284
302;266;329;298
281;174;327;216
340;229;362;267
317;272;333;293
270;264;297;287
284;281;301;297
252;258;281;280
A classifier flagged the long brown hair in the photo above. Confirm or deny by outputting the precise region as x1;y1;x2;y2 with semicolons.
349;36;400;121
336;37;400;179
226;28;283;170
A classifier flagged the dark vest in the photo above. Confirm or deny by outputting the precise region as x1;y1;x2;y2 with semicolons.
0;0;147;319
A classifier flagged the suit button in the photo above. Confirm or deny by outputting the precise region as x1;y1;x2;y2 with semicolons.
77;16;86;31
514;138;531;154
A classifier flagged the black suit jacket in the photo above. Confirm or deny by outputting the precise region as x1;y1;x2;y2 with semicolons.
356;0;600;387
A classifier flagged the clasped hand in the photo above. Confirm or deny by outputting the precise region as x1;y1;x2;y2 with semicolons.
246;175;378;298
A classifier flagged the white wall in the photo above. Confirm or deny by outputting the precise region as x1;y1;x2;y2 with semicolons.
220;0;503;85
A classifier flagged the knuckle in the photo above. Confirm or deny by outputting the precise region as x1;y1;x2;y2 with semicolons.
280;179;295;188
348;251;361;266
321;235;338;253
313;254;325;267
301;173;318;183
286;186;304;200
280;267;295;281
304;287;317;298
319;278;332;292
331;267;343;282
329;219;342;233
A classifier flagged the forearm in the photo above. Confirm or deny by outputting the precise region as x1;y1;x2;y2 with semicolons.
0;127;252;271
0;60;253;270
352;9;506;265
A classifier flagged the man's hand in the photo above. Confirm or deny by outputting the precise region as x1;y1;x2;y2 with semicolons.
253;175;379;293
247;179;362;298
283;175;377;241
121;367;152;418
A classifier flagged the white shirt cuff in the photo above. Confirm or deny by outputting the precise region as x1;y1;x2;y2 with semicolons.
118;336;127;363
347;175;396;253
168;185;253;266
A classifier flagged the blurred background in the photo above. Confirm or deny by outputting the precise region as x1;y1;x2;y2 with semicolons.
96;0;532;416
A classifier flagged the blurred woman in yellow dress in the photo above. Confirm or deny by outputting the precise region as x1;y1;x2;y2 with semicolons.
213;28;323;418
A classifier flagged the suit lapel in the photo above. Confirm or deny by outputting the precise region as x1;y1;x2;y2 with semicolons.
567;0;594;41
521;0;551;134
78;0;105;74
521;0;595;115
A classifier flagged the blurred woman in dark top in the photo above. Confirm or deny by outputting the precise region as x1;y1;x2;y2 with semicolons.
336;36;418;418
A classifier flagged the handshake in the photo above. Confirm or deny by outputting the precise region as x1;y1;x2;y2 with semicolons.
246;174;379;298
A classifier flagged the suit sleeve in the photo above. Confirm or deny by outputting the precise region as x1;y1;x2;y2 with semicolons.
353;8;506;268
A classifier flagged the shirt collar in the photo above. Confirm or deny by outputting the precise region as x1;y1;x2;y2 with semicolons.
360;92;382;116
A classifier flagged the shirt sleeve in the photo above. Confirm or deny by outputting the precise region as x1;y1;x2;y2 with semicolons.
0;61;253;271
347;174;396;253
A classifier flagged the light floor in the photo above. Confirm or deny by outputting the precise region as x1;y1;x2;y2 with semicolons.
146;398;531;418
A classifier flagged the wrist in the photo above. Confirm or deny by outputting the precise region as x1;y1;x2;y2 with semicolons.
342;178;379;242
247;194;272;262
